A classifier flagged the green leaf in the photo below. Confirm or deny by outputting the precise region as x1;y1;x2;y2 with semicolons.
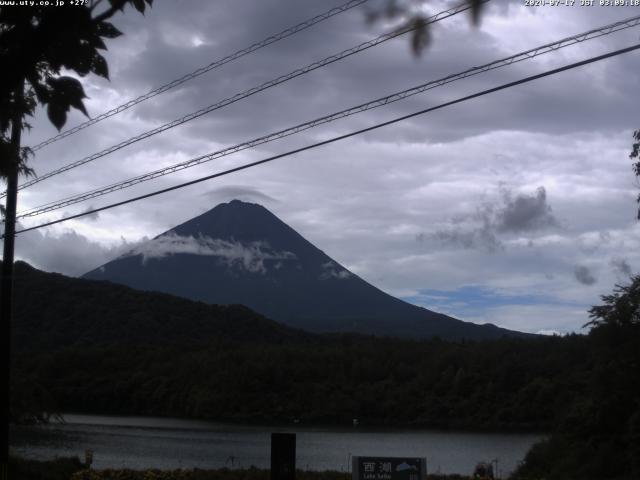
47;76;86;99
92;53;109;80
30;80;51;104
63;43;95;76
410;18;430;56
90;34;107;51
47;76;88;118
469;0;484;25
108;0;127;10
96;21;123;39
47;102;67;131
68;96;88;118
132;0;146;13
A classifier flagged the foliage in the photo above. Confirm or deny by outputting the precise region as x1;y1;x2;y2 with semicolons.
0;0;153;178
512;329;640;479
367;0;485;55
511;278;640;480
68;467;466;480
8;457;468;480
10;262;591;431
9;261;309;352
10;371;59;424
8;454;84;480
9;263;640;477
14;335;589;430
585;275;640;329
632;129;640;219
7;459;467;480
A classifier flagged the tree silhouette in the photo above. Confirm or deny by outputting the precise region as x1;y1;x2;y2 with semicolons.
0;0;153;177
367;0;485;55
631;129;640;219
0;0;152;472
586;275;640;329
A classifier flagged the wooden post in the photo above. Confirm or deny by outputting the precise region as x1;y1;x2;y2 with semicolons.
271;433;295;480
1;104;22;479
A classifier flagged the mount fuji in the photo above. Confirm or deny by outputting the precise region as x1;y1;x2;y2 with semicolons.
84;200;525;340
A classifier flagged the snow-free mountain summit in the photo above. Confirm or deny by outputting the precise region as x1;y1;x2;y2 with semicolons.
84;200;523;340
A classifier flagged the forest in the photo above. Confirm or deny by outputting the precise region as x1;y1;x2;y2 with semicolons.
9;261;640;479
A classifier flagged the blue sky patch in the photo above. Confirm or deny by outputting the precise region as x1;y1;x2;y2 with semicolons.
402;286;580;320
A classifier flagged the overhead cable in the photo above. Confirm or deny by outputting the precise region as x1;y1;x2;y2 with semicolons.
7;0;474;199
29;0;371;152
17;15;640;219
10;43;639;237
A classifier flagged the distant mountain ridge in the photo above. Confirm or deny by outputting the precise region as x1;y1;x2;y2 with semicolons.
84;200;528;340
9;260;311;353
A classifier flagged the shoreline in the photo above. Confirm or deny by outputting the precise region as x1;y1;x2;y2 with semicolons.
43;411;550;436
10;456;472;480
11;416;541;478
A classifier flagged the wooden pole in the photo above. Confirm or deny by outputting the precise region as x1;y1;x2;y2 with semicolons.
1;91;23;477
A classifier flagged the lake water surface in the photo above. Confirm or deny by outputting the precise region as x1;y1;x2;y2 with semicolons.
10;414;544;477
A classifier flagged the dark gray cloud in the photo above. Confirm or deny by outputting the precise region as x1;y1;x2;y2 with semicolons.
611;257;632;277
578;230;613;254
431;185;558;252
202;185;277;205
40;0;635;157
497;186;558;233
433;221;503;253
574;265;596;286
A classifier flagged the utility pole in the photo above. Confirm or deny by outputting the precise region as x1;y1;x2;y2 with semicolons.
1;85;23;479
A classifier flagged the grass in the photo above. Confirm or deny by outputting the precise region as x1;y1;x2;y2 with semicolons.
70;469;470;480
9;455;85;480
9;457;470;480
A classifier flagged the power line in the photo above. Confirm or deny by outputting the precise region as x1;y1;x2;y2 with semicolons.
5;0;474;198
29;0;371;152
10;43;639;238
16;15;640;219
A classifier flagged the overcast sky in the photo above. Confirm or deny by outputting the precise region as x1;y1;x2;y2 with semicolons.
7;0;640;334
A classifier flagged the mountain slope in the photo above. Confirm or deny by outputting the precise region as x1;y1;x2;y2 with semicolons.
9;262;579;430
84;200;527;340
9;260;311;354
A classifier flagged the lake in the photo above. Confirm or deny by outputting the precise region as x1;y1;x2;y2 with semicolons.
10;414;544;477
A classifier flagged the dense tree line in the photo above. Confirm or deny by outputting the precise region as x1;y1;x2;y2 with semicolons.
10;262;640;478
512;276;640;480
7;263;593;430
14;333;592;430
9;262;592;431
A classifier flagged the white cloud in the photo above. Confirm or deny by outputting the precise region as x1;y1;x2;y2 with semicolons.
461;303;591;334
126;232;296;274
537;329;563;336
320;260;352;280
6;223;138;277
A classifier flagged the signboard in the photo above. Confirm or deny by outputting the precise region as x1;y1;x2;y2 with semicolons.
353;457;426;480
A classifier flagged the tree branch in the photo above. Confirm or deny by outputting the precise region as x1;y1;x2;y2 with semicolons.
92;0;129;23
